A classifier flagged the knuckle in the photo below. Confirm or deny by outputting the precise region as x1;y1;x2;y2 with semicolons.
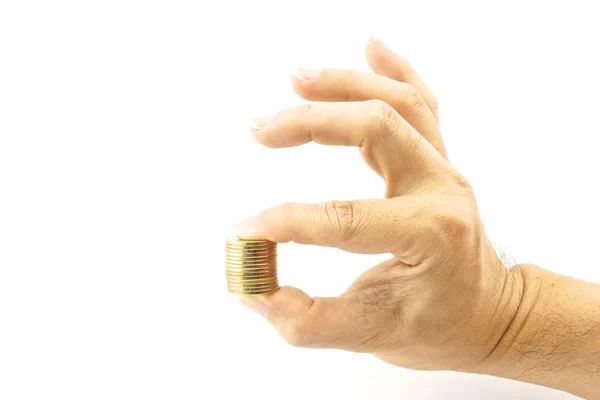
405;85;426;109
453;174;473;193
431;209;475;248
441;172;473;194
282;317;309;347
366;99;401;137
322;200;361;240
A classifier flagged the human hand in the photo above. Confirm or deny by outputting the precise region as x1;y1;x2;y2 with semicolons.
236;37;518;373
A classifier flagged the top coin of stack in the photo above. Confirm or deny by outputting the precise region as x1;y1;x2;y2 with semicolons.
225;237;279;295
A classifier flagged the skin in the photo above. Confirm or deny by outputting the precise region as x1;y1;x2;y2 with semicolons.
237;37;600;399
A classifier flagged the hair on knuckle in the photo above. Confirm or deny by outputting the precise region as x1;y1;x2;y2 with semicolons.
323;200;362;241
405;85;426;109
442;172;474;193
454;174;473;193
366;99;401;139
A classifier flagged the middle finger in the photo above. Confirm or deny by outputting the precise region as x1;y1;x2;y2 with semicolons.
291;68;441;155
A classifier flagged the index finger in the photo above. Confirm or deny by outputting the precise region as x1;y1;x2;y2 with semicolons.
236;198;443;261
250;100;447;196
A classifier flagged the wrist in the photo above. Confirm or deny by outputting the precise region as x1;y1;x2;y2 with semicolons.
475;263;600;399
473;263;537;375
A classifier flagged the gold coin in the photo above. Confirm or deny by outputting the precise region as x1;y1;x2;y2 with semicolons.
225;257;277;262
226;263;275;268
226;262;276;267
226;251;276;256
225;253;277;260
225;261;276;267
226;238;275;244
227;258;274;263
226;248;274;253
225;237;279;295
227;284;279;291
226;242;275;247
226;273;277;280
225;265;276;270
226;274;275;280
225;268;275;273
225;249;276;256
226;276;278;282
225;245;275;251
226;273;278;280
226;239;276;248
225;264;276;269
226;252;276;258
227;276;278;282
226;271;275;277
227;284;279;290
225;269;277;275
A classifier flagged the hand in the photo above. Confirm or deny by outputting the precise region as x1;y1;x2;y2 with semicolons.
237;37;518;372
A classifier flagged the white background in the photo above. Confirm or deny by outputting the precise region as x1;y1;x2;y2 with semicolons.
1;1;599;399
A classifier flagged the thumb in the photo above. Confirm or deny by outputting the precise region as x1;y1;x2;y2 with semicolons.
240;287;362;350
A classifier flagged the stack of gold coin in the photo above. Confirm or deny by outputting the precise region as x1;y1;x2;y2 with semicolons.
225;237;279;295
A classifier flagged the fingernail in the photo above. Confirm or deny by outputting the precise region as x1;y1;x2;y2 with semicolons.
293;68;322;81
234;215;258;236
239;297;268;317
372;36;386;47
250;114;275;130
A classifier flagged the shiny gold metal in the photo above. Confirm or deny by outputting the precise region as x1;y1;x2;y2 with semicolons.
225;237;279;295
